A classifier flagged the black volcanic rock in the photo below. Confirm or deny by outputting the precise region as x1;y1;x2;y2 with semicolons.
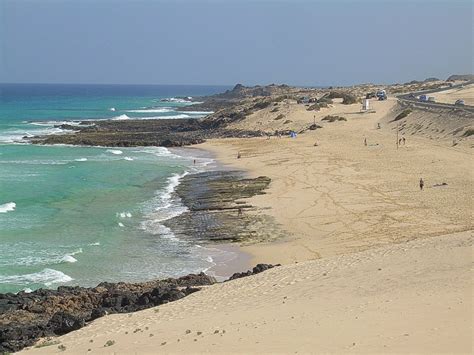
0;266;280;352
0;272;216;352
227;264;281;281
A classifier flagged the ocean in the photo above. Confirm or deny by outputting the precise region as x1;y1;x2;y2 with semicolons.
0;83;232;294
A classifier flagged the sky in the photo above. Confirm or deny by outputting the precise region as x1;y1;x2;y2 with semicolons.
0;0;472;86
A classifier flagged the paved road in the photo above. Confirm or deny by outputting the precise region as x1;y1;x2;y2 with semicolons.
397;81;474;114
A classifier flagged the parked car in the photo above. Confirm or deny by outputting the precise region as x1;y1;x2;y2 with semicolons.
455;99;465;106
376;90;387;100
428;96;435;102
419;94;428;102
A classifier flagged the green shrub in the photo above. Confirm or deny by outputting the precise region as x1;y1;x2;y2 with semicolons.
462;129;474;137
393;109;412;121
252;100;271;110
327;91;358;104
229;111;246;121
321;115;347;122
307;103;321;111
104;340;115;347
318;97;333;104
342;94;358;104
35;340;60;348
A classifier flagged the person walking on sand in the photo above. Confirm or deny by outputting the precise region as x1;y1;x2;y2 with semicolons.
402;137;406;145
237;152;241;159
364;138;367;146
419;178;424;191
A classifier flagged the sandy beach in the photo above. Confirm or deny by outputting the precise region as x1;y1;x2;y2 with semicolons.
23;95;473;354
202;98;472;265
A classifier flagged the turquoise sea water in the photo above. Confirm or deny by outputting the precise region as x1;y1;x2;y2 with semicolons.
0;84;231;293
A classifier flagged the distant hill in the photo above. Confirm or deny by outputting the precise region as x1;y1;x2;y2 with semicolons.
447;74;474;81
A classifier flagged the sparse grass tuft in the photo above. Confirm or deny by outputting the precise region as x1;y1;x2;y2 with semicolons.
393;109;412;121
327;92;358;104
275;114;285;120
35;340;60;348
307;103;321;111
462;129;474;137
321;115;347;122
104;340;115;347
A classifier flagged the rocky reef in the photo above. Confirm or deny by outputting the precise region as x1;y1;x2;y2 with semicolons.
164;171;284;244
0;264;278;353
30;118;270;147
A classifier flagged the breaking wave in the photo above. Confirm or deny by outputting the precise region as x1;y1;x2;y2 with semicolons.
0;268;73;287
0;202;16;213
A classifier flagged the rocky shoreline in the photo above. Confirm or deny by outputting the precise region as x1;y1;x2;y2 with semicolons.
30;118;268;147
0;264;278;353
0;164;283;353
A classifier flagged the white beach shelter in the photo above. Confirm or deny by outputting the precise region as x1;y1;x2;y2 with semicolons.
362;99;370;111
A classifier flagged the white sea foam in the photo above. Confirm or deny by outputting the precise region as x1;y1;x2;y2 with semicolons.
157;114;190;119
140;171;189;239
0;127;71;144
89;242;101;246
184;111;214;115
29;120;82;127
60;255;78;263
109;107;116;111
0;202;16;213
22;288;33;293
106;149;123;155
111;114;131;120
70;248;83;255
0;159;71;165
0;268;73;286
118;222;125;227
161;97;197;104
133;146;173;157
126;108;173;113
75;158;88;162
117;212;132;218
123;157;134;161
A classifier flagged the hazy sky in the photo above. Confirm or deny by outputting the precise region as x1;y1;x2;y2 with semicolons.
0;0;472;86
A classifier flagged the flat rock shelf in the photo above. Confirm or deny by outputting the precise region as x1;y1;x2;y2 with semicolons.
164;171;284;244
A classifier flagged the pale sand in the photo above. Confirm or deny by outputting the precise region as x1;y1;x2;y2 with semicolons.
24;98;473;354
429;84;474;106
203;98;472;265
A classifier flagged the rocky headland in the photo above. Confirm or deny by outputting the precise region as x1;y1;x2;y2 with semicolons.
28;78;457;148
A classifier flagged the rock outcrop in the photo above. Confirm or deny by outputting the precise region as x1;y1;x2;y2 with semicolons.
0;273;216;352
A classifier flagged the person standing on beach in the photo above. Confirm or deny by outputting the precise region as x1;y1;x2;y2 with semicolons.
419;178;424;191
364;138;367;146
